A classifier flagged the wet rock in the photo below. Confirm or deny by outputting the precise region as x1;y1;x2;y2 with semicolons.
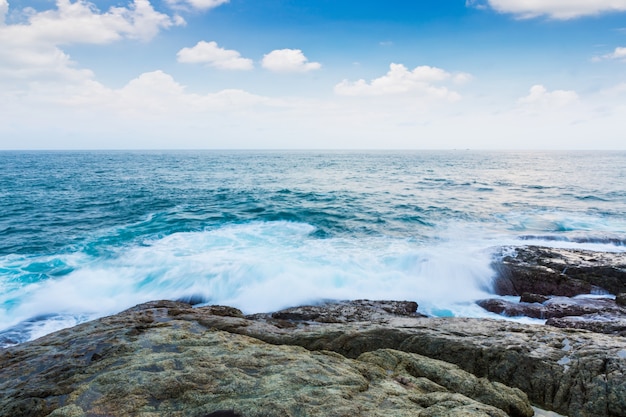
477;298;546;319
520;292;550;304
477;296;626;320
492;246;626;296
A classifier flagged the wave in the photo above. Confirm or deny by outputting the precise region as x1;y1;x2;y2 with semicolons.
0;221;504;346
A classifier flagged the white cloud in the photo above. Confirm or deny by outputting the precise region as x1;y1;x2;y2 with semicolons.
334;63;463;101
0;0;8;25
0;0;180;83
165;0;229;11
453;72;473;84
261;49;321;73
3;70;626;150
62;70;273;114
3;0;177;45
518;84;579;107
469;0;626;19
177;41;253;70
601;82;626;96
599;46;626;61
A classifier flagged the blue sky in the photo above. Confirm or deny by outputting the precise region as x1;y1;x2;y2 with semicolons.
1;0;625;149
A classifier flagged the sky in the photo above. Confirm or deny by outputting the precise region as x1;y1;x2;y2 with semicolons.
1;0;625;149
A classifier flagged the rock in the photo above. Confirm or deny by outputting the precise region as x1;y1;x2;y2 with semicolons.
617;293;626;307
2;299;626;417
477;296;626;321
492;246;626;296
231;302;626;417
477;298;546;319
0;300;528;417
264;299;422;324
520;292;550;304
546;314;626;336
358;349;533;417
477;296;626;336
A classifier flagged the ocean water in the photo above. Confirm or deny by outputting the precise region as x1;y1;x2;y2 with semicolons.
1;150;625;347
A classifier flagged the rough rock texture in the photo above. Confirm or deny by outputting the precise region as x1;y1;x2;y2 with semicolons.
520;293;551;304
477;296;626;318
546;314;626;335
2;300;620;417
492;246;626;296
236;305;626;417
0;300;532;417
483;246;626;336
267;299;422;322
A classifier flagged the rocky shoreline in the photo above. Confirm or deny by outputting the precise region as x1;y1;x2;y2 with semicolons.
1;246;625;417
480;245;626;336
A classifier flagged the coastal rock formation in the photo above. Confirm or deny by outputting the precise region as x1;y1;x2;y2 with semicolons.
492;246;626;296
1;300;530;417
482;246;626;337
2;300;625;417
478;296;623;319
477;296;626;336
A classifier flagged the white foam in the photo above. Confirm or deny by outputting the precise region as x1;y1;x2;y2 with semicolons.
2;218;620;343
0;221;508;340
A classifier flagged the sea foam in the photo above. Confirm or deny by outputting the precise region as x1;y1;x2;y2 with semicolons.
0;221;511;345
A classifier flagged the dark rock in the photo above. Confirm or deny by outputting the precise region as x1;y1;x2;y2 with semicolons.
477;296;626;320
203;411;243;417
477;298;546;318
617;293;626;307
492;246;626;296
266;300;422;324
199;305;245;318
520;292;550;304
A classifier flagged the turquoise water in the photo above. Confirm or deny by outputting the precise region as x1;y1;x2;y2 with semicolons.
1;150;625;346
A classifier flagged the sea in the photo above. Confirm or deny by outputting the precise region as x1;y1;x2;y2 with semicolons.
1;150;625;348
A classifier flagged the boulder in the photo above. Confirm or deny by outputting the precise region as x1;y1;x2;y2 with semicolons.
264;299;422;323
477;296;626;321
492;246;626;296
520;292;550;304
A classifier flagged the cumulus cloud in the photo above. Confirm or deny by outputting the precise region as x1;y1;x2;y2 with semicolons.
63;70;273;114
598;47;626;61
453;72;473;84
334;63;463;101
468;0;626;19
5;0;178;44
0;0;7;25
165;0;229;11
177;41;253;70
0;0;181;83
518;84;579;108
261;49;321;73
